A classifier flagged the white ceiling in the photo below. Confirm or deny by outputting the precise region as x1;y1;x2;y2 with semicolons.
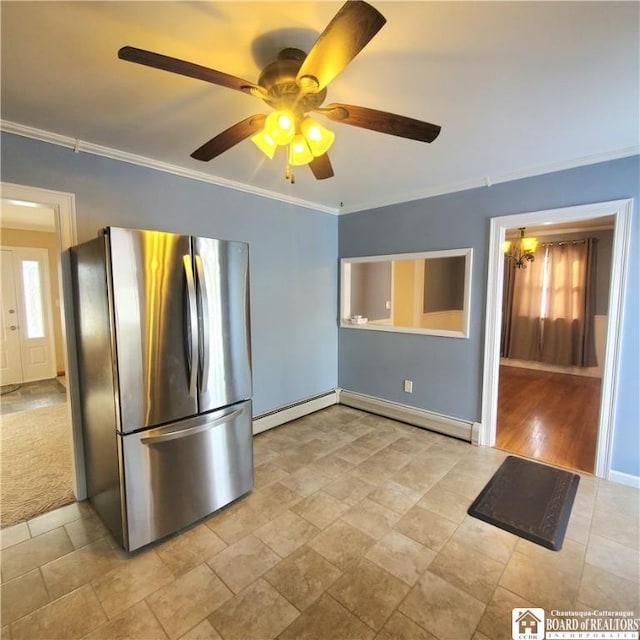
0;200;56;232
1;1;638;214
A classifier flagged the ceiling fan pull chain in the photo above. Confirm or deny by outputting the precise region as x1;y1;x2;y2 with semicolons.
285;164;295;183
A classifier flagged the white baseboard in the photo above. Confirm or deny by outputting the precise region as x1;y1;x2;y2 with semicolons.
500;358;602;379
252;391;338;435
337;389;473;442
608;469;640;489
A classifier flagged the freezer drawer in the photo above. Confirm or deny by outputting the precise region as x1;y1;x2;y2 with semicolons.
121;400;253;551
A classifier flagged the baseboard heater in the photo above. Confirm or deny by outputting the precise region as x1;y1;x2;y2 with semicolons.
252;388;474;442
252;390;338;435
338;389;474;442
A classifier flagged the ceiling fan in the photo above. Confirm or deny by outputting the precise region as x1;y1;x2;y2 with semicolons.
118;0;441;182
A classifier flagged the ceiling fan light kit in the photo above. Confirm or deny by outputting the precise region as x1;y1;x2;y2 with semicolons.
117;0;441;182
249;110;335;171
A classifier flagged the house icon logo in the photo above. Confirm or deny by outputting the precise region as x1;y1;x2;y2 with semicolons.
512;608;545;640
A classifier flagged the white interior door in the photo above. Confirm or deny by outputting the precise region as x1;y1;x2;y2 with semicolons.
0;246;57;383
0;249;24;384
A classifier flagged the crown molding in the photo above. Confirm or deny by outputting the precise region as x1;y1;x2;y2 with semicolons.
3;120;637;217
339;146;640;215
0;120;340;215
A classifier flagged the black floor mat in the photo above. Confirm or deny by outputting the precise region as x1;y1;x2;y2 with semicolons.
468;455;580;551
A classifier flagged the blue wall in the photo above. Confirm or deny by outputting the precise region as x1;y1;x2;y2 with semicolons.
3;132;638;478
1;133;338;415
339;155;639;477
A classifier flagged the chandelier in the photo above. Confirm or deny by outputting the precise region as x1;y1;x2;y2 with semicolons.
504;227;538;268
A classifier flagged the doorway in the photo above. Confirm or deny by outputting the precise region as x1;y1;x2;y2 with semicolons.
494;219;613;473
480;199;633;480
0;182;83;511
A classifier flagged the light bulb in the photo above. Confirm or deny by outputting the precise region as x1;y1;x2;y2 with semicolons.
250;129;277;159
288;134;313;166
278;113;292;130
265;110;296;145
300;117;335;157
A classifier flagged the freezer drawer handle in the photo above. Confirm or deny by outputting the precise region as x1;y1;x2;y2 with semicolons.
194;254;210;393
140;408;242;445
183;254;198;397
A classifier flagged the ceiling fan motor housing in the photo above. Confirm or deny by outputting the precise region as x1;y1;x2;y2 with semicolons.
257;48;327;114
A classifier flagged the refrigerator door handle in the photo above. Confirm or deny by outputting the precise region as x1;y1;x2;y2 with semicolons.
140;408;242;445
183;254;198;397
194;254;210;393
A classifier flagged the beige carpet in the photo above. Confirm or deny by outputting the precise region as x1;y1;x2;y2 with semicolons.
1;403;75;528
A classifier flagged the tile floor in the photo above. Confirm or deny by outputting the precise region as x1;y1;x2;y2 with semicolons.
1;405;638;639
0;378;67;415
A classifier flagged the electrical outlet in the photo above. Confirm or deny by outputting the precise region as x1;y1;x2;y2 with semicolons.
404;379;413;393
385;300;391;310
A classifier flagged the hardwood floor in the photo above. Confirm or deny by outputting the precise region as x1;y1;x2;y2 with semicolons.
496;365;601;473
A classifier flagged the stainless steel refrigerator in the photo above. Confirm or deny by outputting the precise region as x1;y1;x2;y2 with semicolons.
70;227;253;551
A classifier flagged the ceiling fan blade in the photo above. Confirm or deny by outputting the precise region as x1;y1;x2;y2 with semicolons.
191;114;267;161
296;1;386;92
316;103;441;143
309;154;334;180
118;46;266;97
